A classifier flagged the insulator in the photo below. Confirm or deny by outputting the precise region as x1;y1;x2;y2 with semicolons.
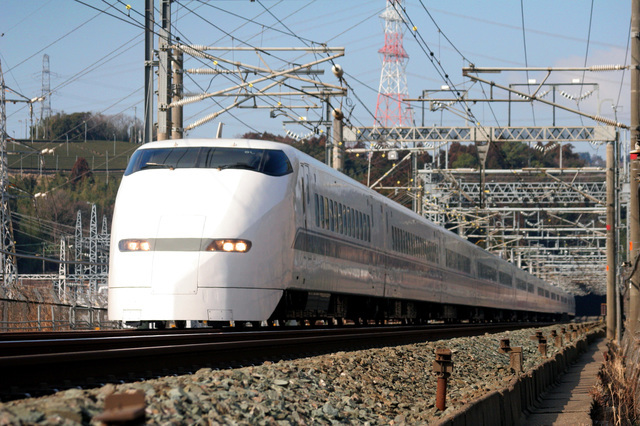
592;115;624;127
183;44;208;51
185;69;233;75
560;91;575;100
578;90;595;100
332;64;343;79
589;64;626;71
535;89;551;99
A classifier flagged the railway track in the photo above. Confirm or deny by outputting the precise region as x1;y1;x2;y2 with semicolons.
0;322;558;401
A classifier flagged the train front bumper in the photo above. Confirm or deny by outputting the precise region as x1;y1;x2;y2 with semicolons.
108;286;283;322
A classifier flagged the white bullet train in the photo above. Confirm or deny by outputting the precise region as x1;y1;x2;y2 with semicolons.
108;138;574;327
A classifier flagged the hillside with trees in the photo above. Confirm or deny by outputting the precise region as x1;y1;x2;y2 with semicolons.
10;157;120;274
34;111;142;143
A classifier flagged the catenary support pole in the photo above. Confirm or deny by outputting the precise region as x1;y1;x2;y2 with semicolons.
629;0;640;334
332;109;344;172
606;141;616;340
144;0;154;143
171;49;183;139
156;0;172;141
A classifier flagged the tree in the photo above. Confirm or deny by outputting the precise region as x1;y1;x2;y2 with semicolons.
70;157;93;187
35;111;137;142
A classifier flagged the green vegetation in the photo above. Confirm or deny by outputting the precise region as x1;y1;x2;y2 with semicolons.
9;156;122;274
8;139;137;172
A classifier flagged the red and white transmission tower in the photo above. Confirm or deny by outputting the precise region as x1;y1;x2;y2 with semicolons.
374;0;413;128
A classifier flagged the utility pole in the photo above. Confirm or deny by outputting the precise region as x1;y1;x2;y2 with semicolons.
171;48;183;139
630;0;640;335
157;0;172;141
332;109;344;172
144;0;154;143
607;141;616;340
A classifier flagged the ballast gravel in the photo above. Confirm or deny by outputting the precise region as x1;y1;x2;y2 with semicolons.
0;324;581;425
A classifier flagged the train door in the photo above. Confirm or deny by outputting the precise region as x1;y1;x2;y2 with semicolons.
383;209;389;297
299;163;311;230
292;162;312;291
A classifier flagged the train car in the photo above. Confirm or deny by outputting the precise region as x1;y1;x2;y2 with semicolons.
108;138;574;327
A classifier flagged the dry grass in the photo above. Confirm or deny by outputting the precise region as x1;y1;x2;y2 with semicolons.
591;341;640;425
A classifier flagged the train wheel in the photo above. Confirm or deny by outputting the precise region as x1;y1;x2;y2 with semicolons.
175;320;187;329
136;321;151;330
154;321;167;330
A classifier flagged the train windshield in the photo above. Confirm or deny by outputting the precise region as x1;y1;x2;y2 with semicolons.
125;147;293;177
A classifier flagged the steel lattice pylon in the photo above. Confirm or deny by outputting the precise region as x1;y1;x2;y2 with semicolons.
55;206;109;306
40;54;51;139
346;124;621;297
419;167;623;296
0;60;17;288
374;0;413;128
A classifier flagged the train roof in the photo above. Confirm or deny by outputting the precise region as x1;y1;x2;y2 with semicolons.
136;138;295;150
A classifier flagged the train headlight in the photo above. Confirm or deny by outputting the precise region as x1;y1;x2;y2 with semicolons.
205;239;252;253
119;239;152;252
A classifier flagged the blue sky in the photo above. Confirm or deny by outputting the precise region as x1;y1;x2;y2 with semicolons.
1;0;631;156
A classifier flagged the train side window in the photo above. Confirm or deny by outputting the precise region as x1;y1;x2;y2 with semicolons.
323;197;330;229
392;226;397;250
354;210;358;239
403;230;407;254
365;213;369;241
364;213;368;241
407;233;411;255
478;262;497;281
342;204;349;235
406;232;410;255
405;231;409;254
318;196;325;229
352;210;357;239
366;216;370;242
366;215;371;242
339;203;344;234
328;199;335;232
314;194;320;227
499;271;512;287
356;211;362;240
331;201;339;232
